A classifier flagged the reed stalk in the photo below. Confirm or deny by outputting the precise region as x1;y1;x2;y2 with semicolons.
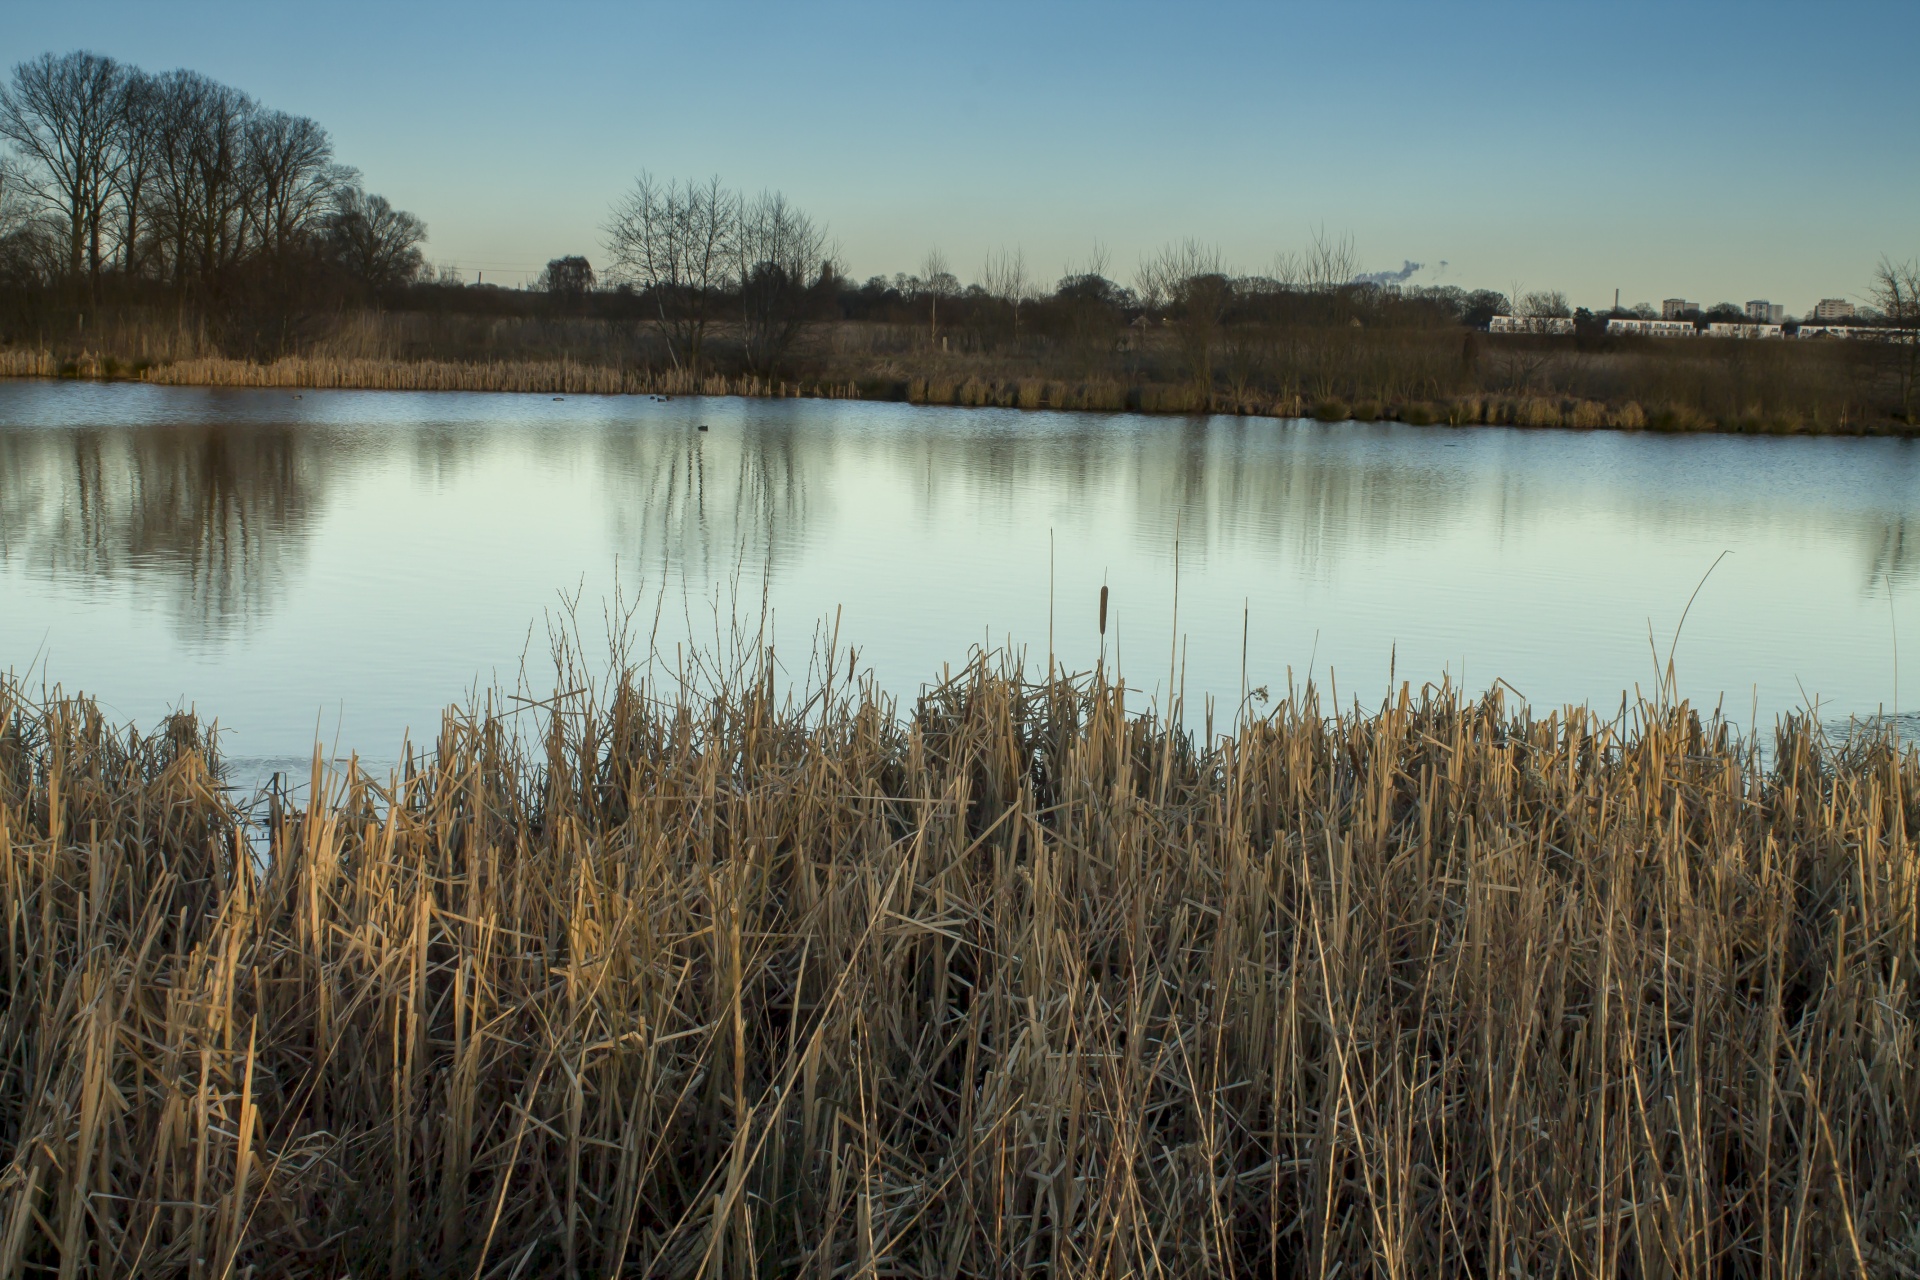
0;332;1897;434
1;654;1916;1276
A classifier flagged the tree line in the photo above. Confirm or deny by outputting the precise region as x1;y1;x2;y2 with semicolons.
581;187;1523;382
5;47;1910;415
0;50;426;318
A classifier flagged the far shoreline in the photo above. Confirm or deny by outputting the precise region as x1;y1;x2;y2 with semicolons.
4;354;1914;439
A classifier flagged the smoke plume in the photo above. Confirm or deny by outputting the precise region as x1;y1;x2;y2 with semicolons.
1352;260;1425;287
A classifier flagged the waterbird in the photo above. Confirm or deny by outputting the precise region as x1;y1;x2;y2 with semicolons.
698;424;709;432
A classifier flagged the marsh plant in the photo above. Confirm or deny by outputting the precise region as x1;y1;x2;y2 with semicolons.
1;642;1917;1277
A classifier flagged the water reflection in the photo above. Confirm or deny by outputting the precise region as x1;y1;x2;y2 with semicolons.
1865;517;1919;594
2;381;1919;772
600;418;816;585
0;425;322;634
2;389;1918;632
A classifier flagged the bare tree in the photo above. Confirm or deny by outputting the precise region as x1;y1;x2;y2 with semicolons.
1270;250;1303;291
1872;255;1920;423
539;255;596;300
142;70;203;288
1300;226;1358;293
0;157;27;239
1519;290;1570;318
1138;239;1230;391
919;247;956;346
981;246;1034;343
140;70;256;293
183;76;254;285
1054;245;1126;372
0;48;425;315
0;51;127;297
605;173;739;376
735;190;827;377
1066;242;1111;295
0;153;58;281
108;69;162;277
242;109;334;264
325;186;425;289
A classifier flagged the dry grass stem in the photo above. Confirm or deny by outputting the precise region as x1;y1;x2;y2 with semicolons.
1;653;1916;1276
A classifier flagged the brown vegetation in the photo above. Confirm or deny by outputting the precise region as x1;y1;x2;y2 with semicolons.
3;647;1918;1276
4;50;1915;433
2;313;1910;435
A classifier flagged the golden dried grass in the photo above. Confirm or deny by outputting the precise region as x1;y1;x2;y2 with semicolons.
2;648;1917;1277
0;350;52;378
0;337;1886;435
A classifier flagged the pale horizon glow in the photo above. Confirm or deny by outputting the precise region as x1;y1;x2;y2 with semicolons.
7;0;1917;311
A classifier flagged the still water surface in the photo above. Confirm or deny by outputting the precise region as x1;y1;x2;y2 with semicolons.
2;380;1915;785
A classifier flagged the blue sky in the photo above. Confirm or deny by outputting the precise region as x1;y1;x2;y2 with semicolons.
9;0;1915;310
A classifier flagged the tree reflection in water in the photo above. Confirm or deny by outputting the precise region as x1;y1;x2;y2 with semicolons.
0;395;1917;651
0;425;321;636
1867;517;1918;596
600;416;813;594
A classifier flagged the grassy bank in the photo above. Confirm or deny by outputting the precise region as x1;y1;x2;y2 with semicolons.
0;345;1877;434
2;653;1916;1277
3;306;1912;433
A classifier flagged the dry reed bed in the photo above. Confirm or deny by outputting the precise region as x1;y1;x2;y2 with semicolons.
1;659;1918;1278
139;356;854;401
0;351;53;378
0;344;1881;433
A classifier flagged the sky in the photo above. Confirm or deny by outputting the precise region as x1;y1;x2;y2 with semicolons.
7;0;1916;311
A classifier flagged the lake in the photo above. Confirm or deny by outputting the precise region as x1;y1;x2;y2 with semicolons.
2;379;1914;790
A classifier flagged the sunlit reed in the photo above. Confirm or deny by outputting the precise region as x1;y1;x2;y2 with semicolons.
2;641;1915;1277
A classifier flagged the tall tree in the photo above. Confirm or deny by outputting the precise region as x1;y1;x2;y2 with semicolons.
981;246;1034;344
1872;256;1920;424
918;247;956;346
735;191;826;377
142;70;241;293
182;76;255;286
605;173;738;376
107;70;159;277
539;255;596;300
325;186;426;290
0;51;126;297
0;153;57;283
243;109;334;264
1138;240;1230;391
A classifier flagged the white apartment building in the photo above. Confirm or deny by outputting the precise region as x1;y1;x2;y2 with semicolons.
1489;315;1576;335
1745;300;1785;324
1608;318;1698;338
1661;298;1699;319
1797;325;1918;343
1811;298;1856;321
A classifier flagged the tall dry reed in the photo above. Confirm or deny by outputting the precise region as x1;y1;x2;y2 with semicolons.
0;350;53;378
139;355;855;401
1;651;1917;1277
2;323;1899;433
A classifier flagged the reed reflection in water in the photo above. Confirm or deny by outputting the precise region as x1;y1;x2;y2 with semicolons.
1;380;1916;780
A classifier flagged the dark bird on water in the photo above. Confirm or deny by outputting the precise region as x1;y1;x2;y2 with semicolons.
698;424;709;432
